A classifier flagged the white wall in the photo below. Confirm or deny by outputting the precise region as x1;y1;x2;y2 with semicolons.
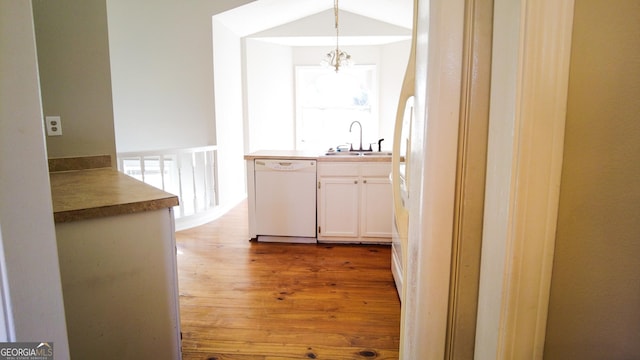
212;20;249;209
252;8;411;39
107;0;254;152
245;39;295;152
0;1;70;356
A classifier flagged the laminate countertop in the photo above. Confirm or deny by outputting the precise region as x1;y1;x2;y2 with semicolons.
243;150;321;160
244;150;392;163
50;167;179;223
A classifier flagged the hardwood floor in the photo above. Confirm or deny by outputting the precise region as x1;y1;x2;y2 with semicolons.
176;201;401;360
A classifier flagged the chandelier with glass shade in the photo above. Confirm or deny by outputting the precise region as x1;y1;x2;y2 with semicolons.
322;0;352;72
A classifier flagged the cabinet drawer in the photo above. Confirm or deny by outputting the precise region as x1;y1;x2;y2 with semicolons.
360;163;391;177
318;162;390;177
318;163;359;176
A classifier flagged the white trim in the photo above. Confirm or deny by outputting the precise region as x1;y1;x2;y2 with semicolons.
475;0;575;358
401;0;466;358
117;145;218;158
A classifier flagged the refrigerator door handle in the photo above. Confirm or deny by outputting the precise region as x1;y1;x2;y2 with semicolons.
392;51;415;242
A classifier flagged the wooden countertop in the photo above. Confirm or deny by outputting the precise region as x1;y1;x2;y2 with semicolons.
50;168;179;223
244;150;392;163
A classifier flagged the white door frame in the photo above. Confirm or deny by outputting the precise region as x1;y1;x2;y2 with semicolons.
401;0;575;358
475;0;575;358
401;0;467;358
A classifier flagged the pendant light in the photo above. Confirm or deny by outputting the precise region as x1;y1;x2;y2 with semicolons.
321;0;352;72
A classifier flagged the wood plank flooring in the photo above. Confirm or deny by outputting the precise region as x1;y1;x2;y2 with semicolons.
176;201;401;360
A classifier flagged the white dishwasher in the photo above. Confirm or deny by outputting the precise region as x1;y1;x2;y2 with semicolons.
254;159;317;242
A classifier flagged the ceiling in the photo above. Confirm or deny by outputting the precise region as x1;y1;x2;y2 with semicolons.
214;0;413;45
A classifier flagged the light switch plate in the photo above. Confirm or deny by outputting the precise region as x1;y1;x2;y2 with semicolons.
45;116;62;136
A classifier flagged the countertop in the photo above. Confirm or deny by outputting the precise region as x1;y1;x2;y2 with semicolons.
243;150;320;160
244;150;392;163
50;167;179;223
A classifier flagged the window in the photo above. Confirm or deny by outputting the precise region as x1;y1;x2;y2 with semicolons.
295;65;377;152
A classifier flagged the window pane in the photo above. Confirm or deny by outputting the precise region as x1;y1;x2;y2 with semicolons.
296;65;377;151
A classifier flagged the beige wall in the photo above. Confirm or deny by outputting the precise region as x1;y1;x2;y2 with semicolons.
32;0;116;164
544;0;640;358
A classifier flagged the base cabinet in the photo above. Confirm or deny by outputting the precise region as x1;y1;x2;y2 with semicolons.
55;209;182;360
361;177;393;238
317;162;392;243
318;177;360;238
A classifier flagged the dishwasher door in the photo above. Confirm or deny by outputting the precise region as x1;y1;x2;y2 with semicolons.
254;159;317;241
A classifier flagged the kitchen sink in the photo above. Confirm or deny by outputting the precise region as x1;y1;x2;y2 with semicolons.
323;151;392;156
362;152;393;156
323;152;362;156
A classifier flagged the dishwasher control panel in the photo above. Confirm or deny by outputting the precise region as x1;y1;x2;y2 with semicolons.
255;160;316;171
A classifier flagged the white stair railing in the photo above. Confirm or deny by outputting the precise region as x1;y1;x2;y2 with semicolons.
117;146;219;221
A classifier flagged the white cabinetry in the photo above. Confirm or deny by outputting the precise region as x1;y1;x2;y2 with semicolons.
317;162;392;243
361;176;393;238
55;209;182;360
319;177;360;238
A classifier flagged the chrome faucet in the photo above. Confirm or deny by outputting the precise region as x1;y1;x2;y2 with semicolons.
349;121;363;151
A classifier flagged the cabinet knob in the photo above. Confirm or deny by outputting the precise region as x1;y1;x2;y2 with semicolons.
354;180;358;184
363;180;367;184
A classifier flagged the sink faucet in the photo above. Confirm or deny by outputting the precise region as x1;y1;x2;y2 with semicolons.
349;121;363;151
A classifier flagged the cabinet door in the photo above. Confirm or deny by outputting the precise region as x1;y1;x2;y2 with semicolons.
360;176;393;239
318;177;359;239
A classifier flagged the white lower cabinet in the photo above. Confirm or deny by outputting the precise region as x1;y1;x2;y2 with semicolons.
55;209;182;360
318;177;360;238
317;162;392;243
360;176;393;238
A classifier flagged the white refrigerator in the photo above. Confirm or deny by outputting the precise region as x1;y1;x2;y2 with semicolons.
390;3;417;300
